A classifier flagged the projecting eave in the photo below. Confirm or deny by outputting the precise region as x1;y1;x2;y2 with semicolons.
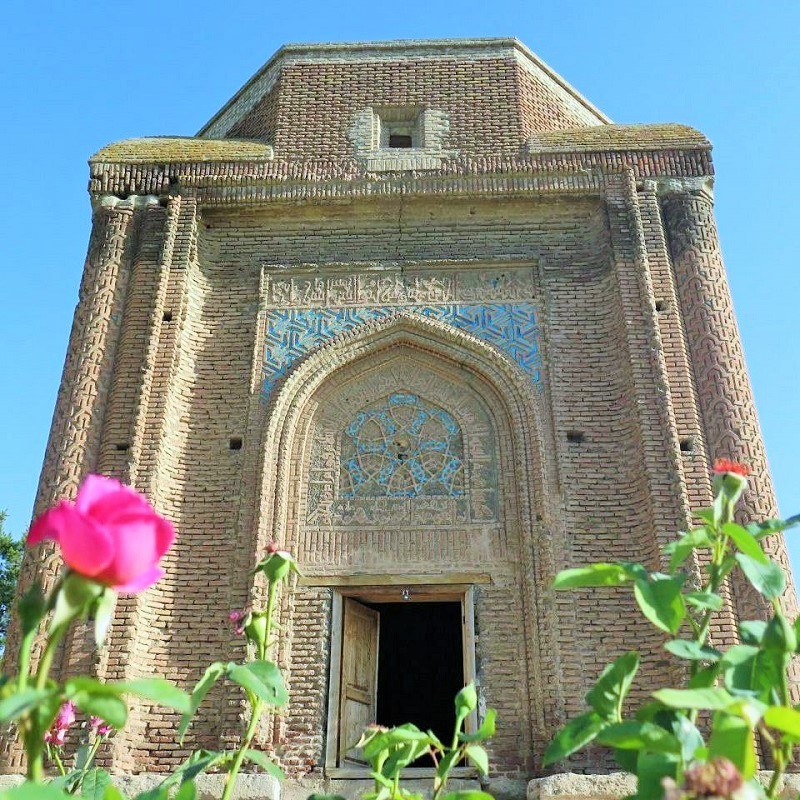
90;137;275;164
196;37;611;139
526;123;711;154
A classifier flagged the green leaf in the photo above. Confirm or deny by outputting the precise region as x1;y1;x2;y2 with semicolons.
746;515;800;539
542;712;606;766
50;573;104;632
688;665;720;689
685;592;723;612
464;744;489;775
708;712;756;779
168;750;227;786
18;582;46;637
585;652;640;722
762;614;798;652
553;563;634;589
665;528;712;571
739;620;767;645
653;687;734;711
635;752;678;800
735;554;785;600
720;645;760;696
178;663;227;742
80;769;112;800
634;575;686;635
439;792;494;800
455;683;478;719
664;640;721;662
0;688;50;723
595;721;680;754
103;785;127;800
763;705;800;739
0;781;73;800
64;677;128;729
243;750;286;779
93;589;116;647
112;679;192;714
227;660;288;707
722;523;767;563
173;783;195;800
459;708;496;742
671;715;705;764
308;796;347;800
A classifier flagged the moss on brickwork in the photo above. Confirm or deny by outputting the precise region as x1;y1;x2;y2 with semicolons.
90;137;274;163
527;123;710;152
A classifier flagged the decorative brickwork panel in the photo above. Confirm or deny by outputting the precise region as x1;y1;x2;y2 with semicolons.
662;191;799;625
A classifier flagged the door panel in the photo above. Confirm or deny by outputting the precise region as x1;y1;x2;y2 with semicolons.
339;598;380;765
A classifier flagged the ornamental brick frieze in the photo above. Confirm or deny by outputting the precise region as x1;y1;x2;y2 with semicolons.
262;262;536;307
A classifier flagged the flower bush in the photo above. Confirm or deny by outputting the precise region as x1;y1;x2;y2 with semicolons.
0;475;495;800
545;460;800;800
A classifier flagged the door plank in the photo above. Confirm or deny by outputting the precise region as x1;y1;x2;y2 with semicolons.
339;598;380;765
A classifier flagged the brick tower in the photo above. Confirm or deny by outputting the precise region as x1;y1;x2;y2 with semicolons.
3;38;795;796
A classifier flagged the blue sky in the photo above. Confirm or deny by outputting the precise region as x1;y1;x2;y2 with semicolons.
1;2;799;577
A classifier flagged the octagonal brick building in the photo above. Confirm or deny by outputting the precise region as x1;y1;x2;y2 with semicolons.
5;37;797;795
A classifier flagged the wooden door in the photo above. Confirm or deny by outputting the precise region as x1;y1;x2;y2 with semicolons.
339;598;380;765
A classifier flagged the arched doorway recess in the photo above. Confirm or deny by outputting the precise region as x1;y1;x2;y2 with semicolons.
250;313;566;779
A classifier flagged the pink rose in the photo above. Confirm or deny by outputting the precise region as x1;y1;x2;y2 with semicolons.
28;475;175;593
44;701;76;746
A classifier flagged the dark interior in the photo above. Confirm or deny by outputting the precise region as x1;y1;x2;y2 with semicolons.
370;601;463;756
388;133;414;148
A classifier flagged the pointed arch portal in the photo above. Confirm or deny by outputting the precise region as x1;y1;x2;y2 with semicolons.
249;311;565;777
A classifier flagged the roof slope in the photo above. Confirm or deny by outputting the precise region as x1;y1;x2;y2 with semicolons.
198;38;610;156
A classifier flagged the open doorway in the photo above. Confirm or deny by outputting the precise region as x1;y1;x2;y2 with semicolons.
327;587;475;774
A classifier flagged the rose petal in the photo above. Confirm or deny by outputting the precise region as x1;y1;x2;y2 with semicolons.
27;502;72;546
75;474;125;514
99;517;159;585
79;480;153;525
154;516;175;559
113;565;164;594
58;508;116;578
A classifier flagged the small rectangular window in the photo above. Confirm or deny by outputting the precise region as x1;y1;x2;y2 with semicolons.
388;134;413;149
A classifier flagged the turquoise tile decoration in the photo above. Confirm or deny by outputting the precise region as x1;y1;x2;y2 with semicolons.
262;302;540;397
340;392;465;499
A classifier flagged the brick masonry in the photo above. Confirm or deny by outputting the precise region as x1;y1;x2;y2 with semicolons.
1;38;795;790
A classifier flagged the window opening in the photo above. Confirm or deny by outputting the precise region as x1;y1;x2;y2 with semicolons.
388;134;413;149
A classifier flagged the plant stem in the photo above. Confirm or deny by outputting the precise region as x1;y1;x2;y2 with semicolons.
26;624;67;781
765;601;793;799
221;580;279;800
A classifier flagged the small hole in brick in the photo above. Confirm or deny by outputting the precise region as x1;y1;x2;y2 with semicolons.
229;437;243;451
205;224;212;229
655;300;667;312
162;311;173;322
566;430;585;444
680;438;694;453
115;443;129;452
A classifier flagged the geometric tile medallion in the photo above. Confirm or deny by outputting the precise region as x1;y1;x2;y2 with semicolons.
340;392;465;499
262;302;540;396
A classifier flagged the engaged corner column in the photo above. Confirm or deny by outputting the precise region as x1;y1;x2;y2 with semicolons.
660;185;798;623
0;197;137;773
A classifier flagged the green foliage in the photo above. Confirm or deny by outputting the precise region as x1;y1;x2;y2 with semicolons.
547;464;800;799
350;684;497;800
0;510;23;656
